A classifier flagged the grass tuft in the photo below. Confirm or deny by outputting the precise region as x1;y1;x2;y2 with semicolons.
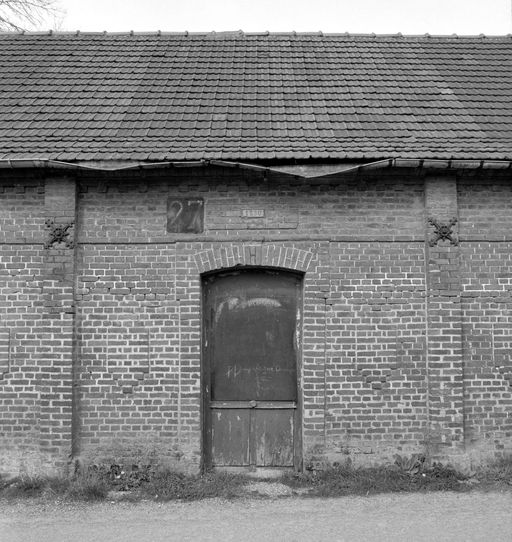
281;459;468;497
138;469;248;501
66;471;109;501
1;455;511;502
475;455;512;487
8;474;48;497
0;467;248;502
0;471;109;501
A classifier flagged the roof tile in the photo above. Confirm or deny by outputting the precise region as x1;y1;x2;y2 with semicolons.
0;32;512;161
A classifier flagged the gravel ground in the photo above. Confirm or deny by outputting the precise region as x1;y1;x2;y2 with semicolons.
1;491;511;542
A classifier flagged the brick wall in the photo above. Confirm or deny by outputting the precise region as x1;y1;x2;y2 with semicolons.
0;173;75;474
1;165;511;475
323;243;427;464
459;173;512;463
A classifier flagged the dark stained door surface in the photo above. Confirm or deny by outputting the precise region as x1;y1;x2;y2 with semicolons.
203;269;301;469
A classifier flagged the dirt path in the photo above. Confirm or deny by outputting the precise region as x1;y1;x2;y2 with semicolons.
1;491;511;542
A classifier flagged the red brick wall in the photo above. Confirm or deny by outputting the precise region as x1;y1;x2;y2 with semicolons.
0;173;75;474
1;165;511;474
459;173;512;463
324;243;427;463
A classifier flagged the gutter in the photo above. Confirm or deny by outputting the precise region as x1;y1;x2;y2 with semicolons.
0;157;511;178
211;158;512;178
0;159;206;171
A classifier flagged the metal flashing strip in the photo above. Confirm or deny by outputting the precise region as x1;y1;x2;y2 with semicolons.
211;159;512;178
0;159;207;171
210;159;390;178
393;158;512;171
0;158;511;177
211;160;378;178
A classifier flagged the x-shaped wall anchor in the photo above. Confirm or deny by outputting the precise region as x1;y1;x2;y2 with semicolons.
44;219;75;249
428;217;458;247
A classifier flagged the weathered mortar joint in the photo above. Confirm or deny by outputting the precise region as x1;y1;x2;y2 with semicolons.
44;218;75;249
356;367;393;389
0;327;11;380
497;365;512;387
108;369;148;395
428;217;458;247
104;322;151;395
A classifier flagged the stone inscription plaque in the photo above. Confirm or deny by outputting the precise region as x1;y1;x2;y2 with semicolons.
241;209;265;218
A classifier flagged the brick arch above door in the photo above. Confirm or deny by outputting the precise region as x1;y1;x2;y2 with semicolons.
193;244;314;274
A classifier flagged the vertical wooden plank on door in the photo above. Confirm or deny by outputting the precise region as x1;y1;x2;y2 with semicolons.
211;409;251;466
254;409;294;466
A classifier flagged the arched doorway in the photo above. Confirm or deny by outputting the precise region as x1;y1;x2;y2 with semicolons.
202;268;302;471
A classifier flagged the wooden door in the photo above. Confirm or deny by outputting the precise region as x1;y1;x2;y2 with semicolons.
203;269;301;470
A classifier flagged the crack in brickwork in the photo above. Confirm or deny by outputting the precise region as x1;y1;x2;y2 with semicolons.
351;316;418;390
0;327;10;379
105;323;150;394
491;322;512;387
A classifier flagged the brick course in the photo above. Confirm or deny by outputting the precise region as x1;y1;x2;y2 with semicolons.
1;166;511;474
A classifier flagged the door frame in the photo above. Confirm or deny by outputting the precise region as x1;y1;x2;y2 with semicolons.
200;266;304;472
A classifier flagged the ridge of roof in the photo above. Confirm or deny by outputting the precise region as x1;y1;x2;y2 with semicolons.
0;30;511;39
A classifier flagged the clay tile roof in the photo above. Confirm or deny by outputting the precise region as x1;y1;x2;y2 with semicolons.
1;31;512;162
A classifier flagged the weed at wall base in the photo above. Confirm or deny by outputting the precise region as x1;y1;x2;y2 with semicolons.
1;455;511;502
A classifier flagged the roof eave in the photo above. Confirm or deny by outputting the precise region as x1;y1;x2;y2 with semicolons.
0;157;511;178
